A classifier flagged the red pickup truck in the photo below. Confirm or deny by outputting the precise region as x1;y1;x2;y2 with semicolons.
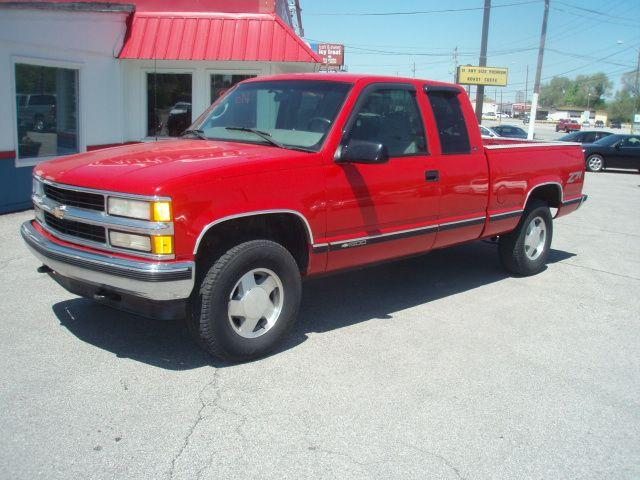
556;119;581;133
22;74;587;361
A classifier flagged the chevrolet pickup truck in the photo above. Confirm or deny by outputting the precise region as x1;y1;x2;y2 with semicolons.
22;74;587;361
556;119;581;133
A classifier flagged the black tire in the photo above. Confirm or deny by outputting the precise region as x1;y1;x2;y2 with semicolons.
498;200;553;276
586;154;604;172
187;240;301;361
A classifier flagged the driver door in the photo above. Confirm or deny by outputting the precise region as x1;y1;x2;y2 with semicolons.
324;83;440;271
615;135;640;169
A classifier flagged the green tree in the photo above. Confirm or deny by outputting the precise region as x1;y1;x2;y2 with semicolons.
620;70;639;97
606;89;635;123
539;72;612;109
539;76;572;108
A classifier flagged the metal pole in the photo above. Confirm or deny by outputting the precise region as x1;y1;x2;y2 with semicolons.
527;0;550;140
632;47;640;134
453;46;459;83
475;0;491;123
525;64;529;107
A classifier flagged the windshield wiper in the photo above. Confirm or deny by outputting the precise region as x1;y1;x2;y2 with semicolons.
181;129;207;140
225;126;286;149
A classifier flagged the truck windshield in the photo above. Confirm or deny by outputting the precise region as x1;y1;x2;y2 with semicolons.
191;80;352;152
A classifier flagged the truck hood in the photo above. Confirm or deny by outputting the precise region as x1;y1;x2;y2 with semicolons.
35;139;313;195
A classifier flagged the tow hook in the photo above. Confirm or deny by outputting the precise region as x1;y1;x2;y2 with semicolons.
93;289;121;302
37;265;53;274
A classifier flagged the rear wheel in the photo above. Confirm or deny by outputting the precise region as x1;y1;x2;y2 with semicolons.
499;200;553;276
187;240;301;361
586;154;604;172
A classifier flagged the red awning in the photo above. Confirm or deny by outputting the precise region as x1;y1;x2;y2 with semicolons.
119;12;320;63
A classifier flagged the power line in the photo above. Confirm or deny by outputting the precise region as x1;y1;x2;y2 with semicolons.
303;37;539;57
551;5;640;29
554;0;640;24
306;0;541;16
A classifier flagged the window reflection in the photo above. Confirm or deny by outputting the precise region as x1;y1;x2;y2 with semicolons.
210;74;256;103
147;73;192;137
15;64;78;159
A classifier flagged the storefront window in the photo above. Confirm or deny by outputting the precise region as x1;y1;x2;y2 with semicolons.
15;64;78;160
147;73;192;137
210;74;256;104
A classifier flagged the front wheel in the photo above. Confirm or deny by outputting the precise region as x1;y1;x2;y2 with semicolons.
498;200;553;276
586;154;604;172
187;240;302;361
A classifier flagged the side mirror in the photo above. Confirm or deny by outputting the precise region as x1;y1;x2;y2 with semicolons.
337;140;389;164
614;143;622;150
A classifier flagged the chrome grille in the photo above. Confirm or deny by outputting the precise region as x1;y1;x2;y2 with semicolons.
43;184;105;211
33;177;175;260
44;212;106;243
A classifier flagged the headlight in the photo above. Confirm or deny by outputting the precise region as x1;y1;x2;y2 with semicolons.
108;231;174;255
109;231;152;252
32;177;44;197
107;197;172;222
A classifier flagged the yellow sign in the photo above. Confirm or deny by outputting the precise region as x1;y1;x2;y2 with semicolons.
457;66;508;86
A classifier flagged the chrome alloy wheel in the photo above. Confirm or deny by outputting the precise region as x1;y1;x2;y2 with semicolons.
524;216;547;260
588;155;603;171
227;268;284;339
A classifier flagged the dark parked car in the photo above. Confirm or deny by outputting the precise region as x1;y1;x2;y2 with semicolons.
491;124;528;139
582;134;640;172
559;130;612;144
609;120;622;129
16;93;56;132
595;120;604;128
167;101;192;137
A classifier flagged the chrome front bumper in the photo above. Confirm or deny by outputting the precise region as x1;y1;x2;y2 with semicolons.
21;221;195;301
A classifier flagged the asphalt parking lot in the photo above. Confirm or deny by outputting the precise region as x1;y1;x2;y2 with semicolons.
482;119;631;141
1;170;639;479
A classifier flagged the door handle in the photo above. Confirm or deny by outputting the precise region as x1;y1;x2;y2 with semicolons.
425;170;439;182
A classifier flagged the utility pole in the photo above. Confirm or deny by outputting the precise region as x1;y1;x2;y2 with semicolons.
475;0;491;123
632;47;640;134
525;64;529;107
527;0;550;140
411;61;416;78
452;46;459;83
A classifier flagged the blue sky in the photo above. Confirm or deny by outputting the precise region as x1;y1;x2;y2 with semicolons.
302;0;640;103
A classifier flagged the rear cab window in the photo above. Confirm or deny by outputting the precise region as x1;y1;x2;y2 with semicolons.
424;88;471;155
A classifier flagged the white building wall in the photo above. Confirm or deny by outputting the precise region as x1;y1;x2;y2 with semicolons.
1;8;318;156
121;59;316;141
0;8;128;162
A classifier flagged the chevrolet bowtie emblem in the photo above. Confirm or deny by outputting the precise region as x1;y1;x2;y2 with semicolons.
52;205;67;220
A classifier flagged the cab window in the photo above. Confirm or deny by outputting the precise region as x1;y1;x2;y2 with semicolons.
620;136;640;147
426;91;471;154
346;87;427;156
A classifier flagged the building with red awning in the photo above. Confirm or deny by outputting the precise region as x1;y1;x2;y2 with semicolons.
0;0;319;213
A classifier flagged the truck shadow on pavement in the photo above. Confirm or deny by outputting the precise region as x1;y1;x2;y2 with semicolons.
52;242;575;370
